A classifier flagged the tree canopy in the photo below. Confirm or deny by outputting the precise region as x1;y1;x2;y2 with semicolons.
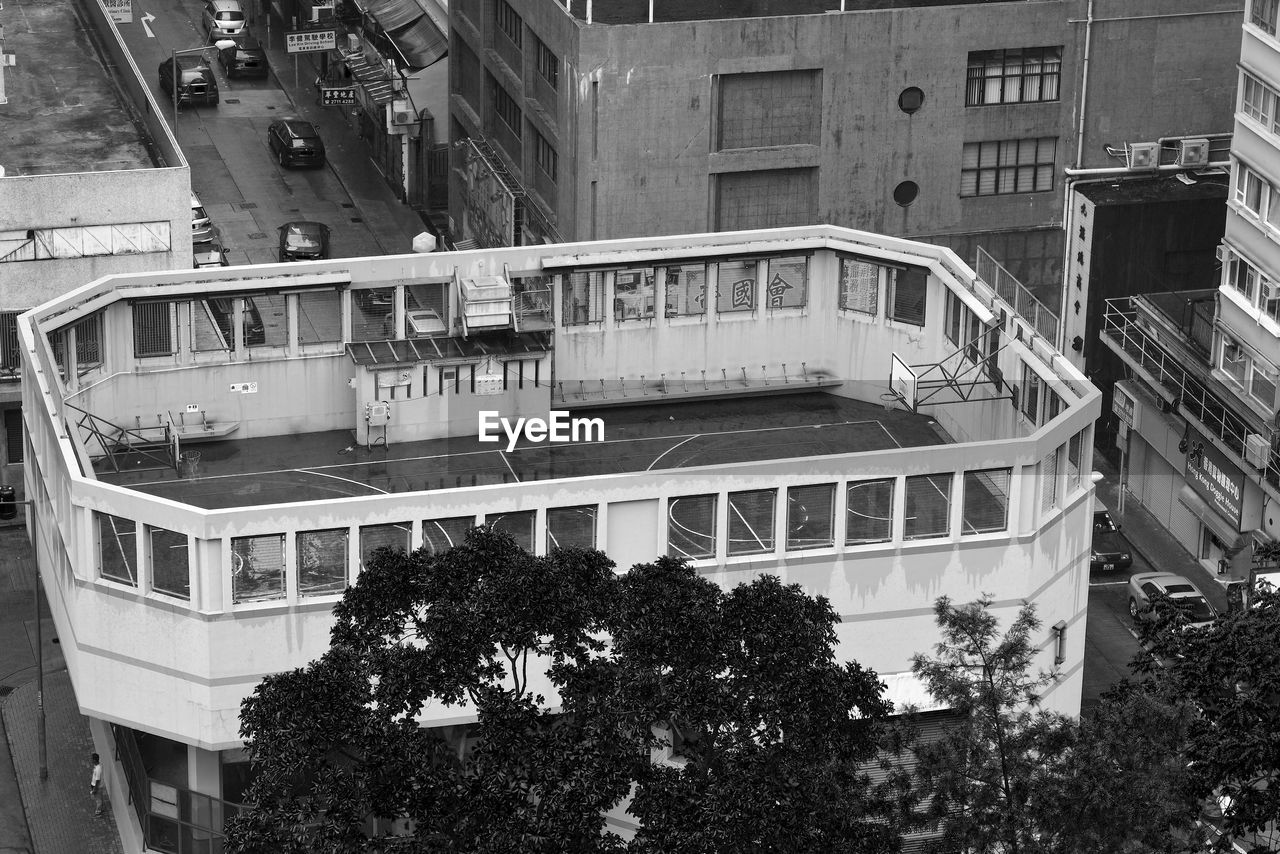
226;526;907;854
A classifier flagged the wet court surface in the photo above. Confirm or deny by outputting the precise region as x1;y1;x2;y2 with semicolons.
98;392;949;509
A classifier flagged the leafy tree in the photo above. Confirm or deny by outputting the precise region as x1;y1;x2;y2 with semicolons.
909;595;1072;854
1133;582;1280;849
226;528;905;854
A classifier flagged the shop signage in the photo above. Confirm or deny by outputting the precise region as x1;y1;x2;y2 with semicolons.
1113;384;1136;427
286;30;336;53
1184;429;1244;527
321;86;358;106
459;141;515;248
103;0;132;23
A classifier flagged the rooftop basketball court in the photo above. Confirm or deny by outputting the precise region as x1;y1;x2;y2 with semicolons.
96;392;950;510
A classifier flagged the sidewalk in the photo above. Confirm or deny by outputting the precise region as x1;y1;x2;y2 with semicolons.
0;527;122;854
257;15;432;257
1091;454;1232;614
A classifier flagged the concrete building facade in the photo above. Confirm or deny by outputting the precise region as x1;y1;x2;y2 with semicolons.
20;224;1097;848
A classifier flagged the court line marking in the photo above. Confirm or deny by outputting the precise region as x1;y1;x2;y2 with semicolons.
293;469;390;494
499;451;521;482
646;435;701;471
877;420;902;448
121;419;890;487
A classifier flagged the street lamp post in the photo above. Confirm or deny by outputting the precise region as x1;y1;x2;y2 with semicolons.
2;493;44;779
171;41;236;137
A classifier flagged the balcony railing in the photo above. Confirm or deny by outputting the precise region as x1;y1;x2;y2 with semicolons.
975;247;1059;342
1100;298;1280;495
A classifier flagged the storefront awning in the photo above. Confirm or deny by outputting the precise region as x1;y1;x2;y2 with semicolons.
361;0;447;69
1178;483;1245;547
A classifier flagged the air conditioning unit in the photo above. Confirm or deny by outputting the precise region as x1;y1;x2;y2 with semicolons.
1127;142;1160;170
346;33;360;52
1177;138;1211;168
1246;433;1270;468
1263;278;1280;302
1216;244;1229;264
391;100;417;125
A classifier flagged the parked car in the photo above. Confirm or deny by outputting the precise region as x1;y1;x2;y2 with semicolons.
191;193;214;244
193;239;228;268
278;221;331;262
1127;572;1218;630
201;0;246;38
218;37;268;79
159;56;219;107
1090;505;1133;571
267;118;325;168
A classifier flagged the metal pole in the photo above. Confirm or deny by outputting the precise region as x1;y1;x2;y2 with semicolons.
26;500;45;780
172;48;179;140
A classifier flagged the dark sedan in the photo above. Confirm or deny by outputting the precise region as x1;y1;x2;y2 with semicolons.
278;221;331;262
219;38;268;79
1090;506;1133;571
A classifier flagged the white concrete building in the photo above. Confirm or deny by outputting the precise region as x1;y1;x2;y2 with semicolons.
19;224;1098;850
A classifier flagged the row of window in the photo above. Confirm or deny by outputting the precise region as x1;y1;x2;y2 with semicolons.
493;0;559;90
837;257;928;326
1241;72;1280;139
960;137;1057;197
1219;331;1278;409
1252;0;1278;36
965;47;1062;108
1222;249;1280;326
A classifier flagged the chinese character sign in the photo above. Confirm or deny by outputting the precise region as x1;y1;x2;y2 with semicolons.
716;259;756;312
767;257;807;308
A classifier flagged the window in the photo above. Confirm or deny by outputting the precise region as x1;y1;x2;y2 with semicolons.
297;290;342;345
547;506;597;550
966;47;1062;106
889;267;927;326
360;523;411;569
838;258;880;315
492;76;522;138
727;489;775;556
716;259;757;313
563;271;605;324
1241;73;1277;132
668;494;716;560
1040;447;1060;512
535;37;558;89
846;479;893;544
352;287;395;341
246;294;287;348
1227;255;1260;303
905;474;952;540
534;129;558;182
716;70;821;150
788;484;835;550
133;301;175;358
1067;430;1084;493
423;517;473;553
495;0;522;48
150;527;189;600
0;311;19;376
1221;337;1248;385
664;263;707;317
232;534;286;603
1052;620;1067;665
1251;361;1278;407
298;529;349;597
4;408;23;464
614;268;656;321
49;311;104;375
765;255;808;309
192;298;235;351
1235;162;1270;218
1252;0;1278;36
962;469;1011;534
961;137;1056;197
98;513;137;586
489;511;536;552
1020;362;1042;423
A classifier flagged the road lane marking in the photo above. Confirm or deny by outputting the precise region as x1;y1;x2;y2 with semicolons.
141;11;156;37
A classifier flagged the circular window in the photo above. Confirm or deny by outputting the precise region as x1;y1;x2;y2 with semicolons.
893;181;919;207
898;87;925;115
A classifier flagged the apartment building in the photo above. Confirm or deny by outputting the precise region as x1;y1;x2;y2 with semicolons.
21;223;1097;849
1101;0;1280;584
446;0;1240;303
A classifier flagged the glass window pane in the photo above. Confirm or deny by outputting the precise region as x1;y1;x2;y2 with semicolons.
245;293;287;348
489;510;535;552
766;256;807;309
298;529;349;597
352;287;395;341
1067;431;1083;492
547;505;597;550
962;469;1011;534
846;479;893;544
905;473;952;540
422;517;474;553
297;290;342;345
232;534;286;603
360;523;411;569
890;268;927;326
728;489;775;555
406;283;449;333
1040;448;1060;512
193;299;235;352
563;271;604;324
716;259;756;313
99;512;137;586
788;484;835;550
613;268;657;321
664;263;707;317
839;258;879;314
150;527;189;600
668;494;717;559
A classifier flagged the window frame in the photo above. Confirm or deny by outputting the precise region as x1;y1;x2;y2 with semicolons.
1251;0;1279;36
495;0;522;49
535;36;559;89
965;46;1063;107
960;137;1057;197
534;127;558;182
